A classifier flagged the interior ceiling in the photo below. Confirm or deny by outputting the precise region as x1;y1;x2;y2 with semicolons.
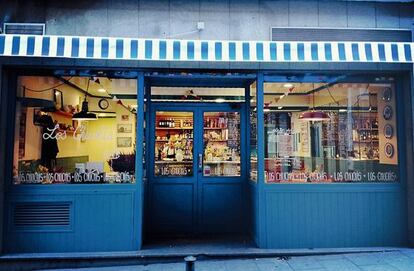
22;76;392;108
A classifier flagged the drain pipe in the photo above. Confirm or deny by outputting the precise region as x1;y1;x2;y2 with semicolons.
184;255;196;271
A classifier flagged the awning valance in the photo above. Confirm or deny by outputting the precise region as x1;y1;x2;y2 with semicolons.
0;34;413;63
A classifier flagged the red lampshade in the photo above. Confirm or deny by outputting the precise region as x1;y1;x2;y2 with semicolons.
299;111;330;121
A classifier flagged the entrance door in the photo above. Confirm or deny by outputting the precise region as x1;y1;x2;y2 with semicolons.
148;103;246;236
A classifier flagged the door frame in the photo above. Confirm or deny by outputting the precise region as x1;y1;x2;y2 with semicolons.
146;102;248;235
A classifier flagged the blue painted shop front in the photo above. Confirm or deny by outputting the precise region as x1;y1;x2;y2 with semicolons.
0;35;411;253
3;71;409;253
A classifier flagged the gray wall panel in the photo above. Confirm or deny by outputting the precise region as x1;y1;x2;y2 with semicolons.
318;1;348;28
288;0;319;27
347;2;377;28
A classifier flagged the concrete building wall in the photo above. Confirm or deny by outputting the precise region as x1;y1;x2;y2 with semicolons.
0;0;412;40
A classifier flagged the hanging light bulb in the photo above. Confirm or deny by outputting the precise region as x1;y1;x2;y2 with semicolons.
72;78;97;121
299;83;330;121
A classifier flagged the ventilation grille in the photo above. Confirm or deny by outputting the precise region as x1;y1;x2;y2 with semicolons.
13;202;71;227
3;23;45;35
271;27;412;42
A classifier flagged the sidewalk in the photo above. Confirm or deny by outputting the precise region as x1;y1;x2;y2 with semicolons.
42;249;414;271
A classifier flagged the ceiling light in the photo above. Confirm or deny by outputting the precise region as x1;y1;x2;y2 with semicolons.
278;106;283;109
338;109;347;112
299;83;330;122
299;111;330;121
215;98;225;103
98;88;106;93
73;78;97;121
283;83;293;88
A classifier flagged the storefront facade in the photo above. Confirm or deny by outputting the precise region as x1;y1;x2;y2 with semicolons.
0;0;413;254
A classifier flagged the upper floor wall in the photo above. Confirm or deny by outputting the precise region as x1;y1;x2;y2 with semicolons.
1;0;413;41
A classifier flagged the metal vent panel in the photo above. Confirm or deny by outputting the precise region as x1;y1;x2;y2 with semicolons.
271;27;412;42
12;202;72;230
4;23;45;35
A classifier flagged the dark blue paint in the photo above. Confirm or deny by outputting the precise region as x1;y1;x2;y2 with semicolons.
130;40;138;59
351;43;360;61
378;44;386;61
41;37;50;56
283;43;290;61
0;35;4;55
159;41;166;60
338;43;346;61
71;38;79;58
145;40;152;59
404;44;412;62
27;36;36;56
116;39;124;59
242;43;250;60
56;37;64;57
12;36;20;55
311;43;318;61
324;43;332;61
201;42;208;60
86;38;94;58
229;42;236;60
256;43;263;61
270;43;277;60
391;44;398;61
297;43;304;61
187;41;194;60
215;42;222;60
101;39;109;58
365;44;373;61
173;41;180;60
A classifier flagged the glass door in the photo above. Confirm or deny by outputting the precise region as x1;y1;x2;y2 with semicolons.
196;108;245;234
201;112;241;177
148;104;245;235
154;111;194;177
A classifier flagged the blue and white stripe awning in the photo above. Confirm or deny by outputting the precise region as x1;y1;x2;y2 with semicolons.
0;34;413;63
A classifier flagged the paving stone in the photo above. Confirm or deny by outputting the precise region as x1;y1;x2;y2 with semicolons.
385;258;414;271
358;265;399;271
345;253;384;266
224;259;260;271
287;256;324;270
318;258;361;271
255;258;294;271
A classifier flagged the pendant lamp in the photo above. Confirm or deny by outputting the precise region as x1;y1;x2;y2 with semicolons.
72;78;97;121
299;83;330;121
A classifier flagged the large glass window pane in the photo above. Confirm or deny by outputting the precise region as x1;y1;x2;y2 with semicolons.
154;111;193;177
250;82;258;181
203;112;241;177
263;80;398;183
13;76;137;184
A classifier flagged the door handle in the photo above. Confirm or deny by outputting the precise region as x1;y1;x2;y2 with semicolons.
198;153;203;172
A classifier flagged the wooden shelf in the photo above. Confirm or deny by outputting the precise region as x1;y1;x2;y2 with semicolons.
156;127;193;130
52;110;74;118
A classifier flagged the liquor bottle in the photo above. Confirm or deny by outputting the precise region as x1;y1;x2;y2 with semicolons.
172;119;175;128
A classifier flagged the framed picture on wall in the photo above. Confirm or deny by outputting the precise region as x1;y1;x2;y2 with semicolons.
117;137;132;148
117;124;132;133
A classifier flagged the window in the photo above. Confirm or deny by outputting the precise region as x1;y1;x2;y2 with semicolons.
263;79;398;183
250;82;258;181
13;76;137;184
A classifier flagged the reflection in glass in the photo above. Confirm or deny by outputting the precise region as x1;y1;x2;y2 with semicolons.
203;112;241;177
154;111;193;177
13;76;138;184
263;81;398;183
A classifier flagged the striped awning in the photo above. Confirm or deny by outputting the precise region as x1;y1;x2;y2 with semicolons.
0;34;413;63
